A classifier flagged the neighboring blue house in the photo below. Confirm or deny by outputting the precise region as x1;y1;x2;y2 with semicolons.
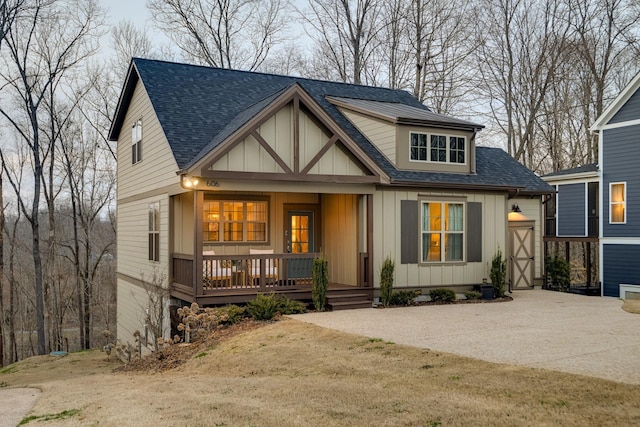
542;163;600;294
591;72;640;298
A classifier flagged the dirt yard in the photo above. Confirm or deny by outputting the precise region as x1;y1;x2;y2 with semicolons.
2;317;640;426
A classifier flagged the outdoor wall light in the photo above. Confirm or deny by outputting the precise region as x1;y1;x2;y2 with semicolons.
181;175;199;188
508;203;527;221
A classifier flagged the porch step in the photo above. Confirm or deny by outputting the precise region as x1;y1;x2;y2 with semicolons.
326;292;373;311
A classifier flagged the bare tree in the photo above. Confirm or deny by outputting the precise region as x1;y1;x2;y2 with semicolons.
475;0;572;171
565;0;640;164
301;0;382;84
0;0;104;355
147;0;288;70
111;19;155;74
0;0;26;367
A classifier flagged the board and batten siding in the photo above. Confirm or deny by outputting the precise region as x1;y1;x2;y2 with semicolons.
602;125;640;237
208;105;365;176
321;194;359;286
557;183;586;236
117;80;180;201
602;244;640;297
373;189;507;288
172;192;194;255
609;89;640;124
339;108;397;164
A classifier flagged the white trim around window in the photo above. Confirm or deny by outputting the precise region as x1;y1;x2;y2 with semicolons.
609;182;626;224
148;202;160;262
420;200;465;263
409;132;467;165
132;118;142;164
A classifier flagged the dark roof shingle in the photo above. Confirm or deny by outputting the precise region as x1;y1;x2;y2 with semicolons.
110;58;552;194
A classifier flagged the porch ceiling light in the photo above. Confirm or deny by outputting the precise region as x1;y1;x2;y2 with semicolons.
181;174;199;189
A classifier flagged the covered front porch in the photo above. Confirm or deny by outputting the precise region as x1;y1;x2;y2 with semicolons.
169;188;374;306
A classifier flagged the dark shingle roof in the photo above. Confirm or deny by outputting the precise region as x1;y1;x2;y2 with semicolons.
542;163;599;178
109;58;552;194
327;97;484;129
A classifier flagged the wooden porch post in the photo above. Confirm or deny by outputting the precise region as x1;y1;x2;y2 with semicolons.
366;194;374;289
193;190;204;300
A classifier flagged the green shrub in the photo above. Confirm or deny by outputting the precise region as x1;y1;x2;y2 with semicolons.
211;305;246;325
246;293;281;320
389;290;420;306
246;293;307;320
312;255;329;311
490;249;507;298
464;291;482;300
429;288;456;302
546;255;571;291
380;256;395;306
277;297;307;314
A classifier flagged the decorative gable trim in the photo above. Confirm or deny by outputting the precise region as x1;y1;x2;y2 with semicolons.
187;83;388;184
591;71;640;131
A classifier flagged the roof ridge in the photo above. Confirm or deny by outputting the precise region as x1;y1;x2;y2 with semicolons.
132;57;412;95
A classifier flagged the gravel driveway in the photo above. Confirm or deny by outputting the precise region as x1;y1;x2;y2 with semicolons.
293;290;640;385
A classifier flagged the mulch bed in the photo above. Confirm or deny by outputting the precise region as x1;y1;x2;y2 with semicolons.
115;318;269;373
376;295;513;308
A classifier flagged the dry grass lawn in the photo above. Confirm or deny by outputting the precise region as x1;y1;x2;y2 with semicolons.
2;318;640;426
623;298;640;314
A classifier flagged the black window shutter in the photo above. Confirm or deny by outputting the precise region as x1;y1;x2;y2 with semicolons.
467;202;482;262
401;200;418;264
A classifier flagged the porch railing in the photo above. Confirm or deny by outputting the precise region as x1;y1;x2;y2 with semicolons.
172;252;321;294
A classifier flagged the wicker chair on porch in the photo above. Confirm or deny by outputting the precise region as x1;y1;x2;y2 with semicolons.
203;250;232;288
249;248;278;286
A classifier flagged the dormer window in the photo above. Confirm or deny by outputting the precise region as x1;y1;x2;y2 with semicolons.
132;118;142;164
410;132;466;164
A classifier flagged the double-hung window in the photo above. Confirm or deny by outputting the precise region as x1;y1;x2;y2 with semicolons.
610;182;626;224
410;132;466;164
148;202;160;262
421;201;464;262
203;200;268;243
132;119;142;164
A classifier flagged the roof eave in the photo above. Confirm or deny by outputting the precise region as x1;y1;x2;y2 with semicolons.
542;171;600;182
387;179;525;192
395;118;485;131
590;70;640;131
107;60;140;141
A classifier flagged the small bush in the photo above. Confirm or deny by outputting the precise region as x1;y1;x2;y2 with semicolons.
389;290;420;306
546;255;571;291
490;249;507;298
312;255;329;311
246;293;307;320
464;291;482;300
429;288;456;302
211;305;246;325
246;293;281;320
380;256;395;306
278;297;307;314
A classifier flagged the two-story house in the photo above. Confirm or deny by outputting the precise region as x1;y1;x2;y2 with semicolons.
591;71;640;298
109;58;553;346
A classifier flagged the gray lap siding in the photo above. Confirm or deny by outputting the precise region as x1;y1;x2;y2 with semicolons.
602;125;640;237
557;183;586;236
